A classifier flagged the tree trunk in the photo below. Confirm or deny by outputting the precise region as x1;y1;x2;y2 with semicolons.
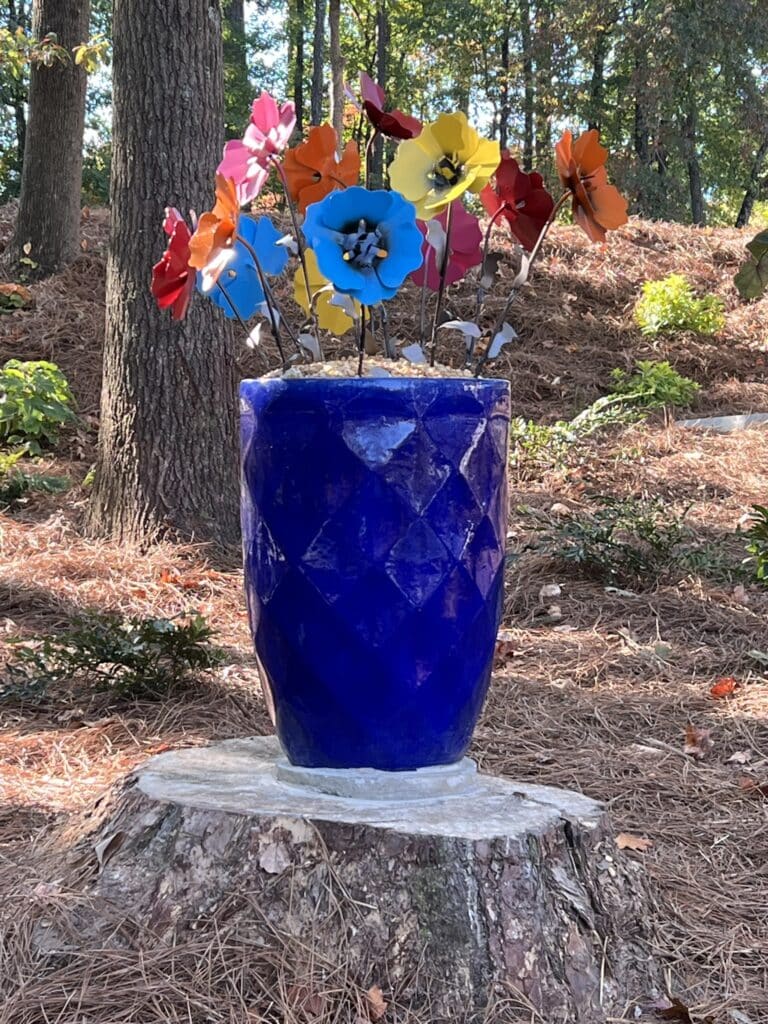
328;0;344;145
87;0;239;547
370;0;388;185
498;18;510;150
682;99;706;225
588;30;609;132
222;0;249;138
735;137;768;228
8;0;90;274
291;0;305;136
310;0;325;124
36;736;661;1022
520;0;534;170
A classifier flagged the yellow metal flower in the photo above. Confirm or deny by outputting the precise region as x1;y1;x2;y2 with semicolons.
294;248;359;335
388;112;500;220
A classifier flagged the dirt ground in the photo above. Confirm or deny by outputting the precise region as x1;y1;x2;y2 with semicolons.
0;205;767;1023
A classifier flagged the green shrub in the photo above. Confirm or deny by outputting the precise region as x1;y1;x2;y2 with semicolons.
744;505;768;584
2;612;224;703
525;497;737;586
634;274;725;336
0;449;70;507
608;360;700;409
0;359;77;454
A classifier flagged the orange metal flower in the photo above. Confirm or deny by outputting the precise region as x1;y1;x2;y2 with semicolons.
283;124;360;213
188;175;240;277
554;129;627;243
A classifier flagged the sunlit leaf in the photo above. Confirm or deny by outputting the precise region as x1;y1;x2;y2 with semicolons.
401;343;426;364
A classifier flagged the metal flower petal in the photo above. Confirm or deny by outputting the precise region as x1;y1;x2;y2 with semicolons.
389;112;500;220
302;186;423;305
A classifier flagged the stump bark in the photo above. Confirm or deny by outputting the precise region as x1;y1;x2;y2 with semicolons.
64;737;660;1023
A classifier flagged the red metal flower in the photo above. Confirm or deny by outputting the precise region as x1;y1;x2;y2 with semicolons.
360;72;421;140
480;151;554;252
411;200;482;291
151;208;195;320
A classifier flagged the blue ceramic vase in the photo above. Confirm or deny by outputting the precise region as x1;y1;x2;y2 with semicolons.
240;376;510;770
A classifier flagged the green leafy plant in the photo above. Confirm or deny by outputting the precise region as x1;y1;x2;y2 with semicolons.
525;497;736;586
609;360;700;409
0;449;70;507
735;230;768;300
0;359;77;454
744;505;768;583
634;274;725;335
2;612;224;703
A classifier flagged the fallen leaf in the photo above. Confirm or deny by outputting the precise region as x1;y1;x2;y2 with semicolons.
538;583;561;600
494;628;518;663
131;587;148;599
728;750;752;765
366;985;388;1021
683;724;713;759
616;832;653;852
94;830;125;870
258;842;291;874
158;568;178;584
286;985;327;1016
739;777;768;797
655;997;693;1022
732;584;749;605
709;677;740;700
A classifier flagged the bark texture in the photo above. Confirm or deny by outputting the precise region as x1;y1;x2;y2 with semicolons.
9;0;90;274
87;0;239;546
328;0;344;145
310;0;325;124
59;767;661;1022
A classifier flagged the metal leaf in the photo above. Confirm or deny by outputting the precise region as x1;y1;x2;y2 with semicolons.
487;321;518;360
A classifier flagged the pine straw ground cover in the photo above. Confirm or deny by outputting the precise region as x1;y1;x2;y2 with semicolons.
0;207;767;1022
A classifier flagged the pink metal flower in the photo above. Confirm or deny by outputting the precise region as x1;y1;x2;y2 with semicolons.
410;201;483;291
217;91;296;204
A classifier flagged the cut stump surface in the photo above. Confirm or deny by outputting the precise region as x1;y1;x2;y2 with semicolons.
58;736;660;1022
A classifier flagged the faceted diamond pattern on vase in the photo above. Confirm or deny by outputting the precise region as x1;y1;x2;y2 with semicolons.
341;416;416;468
380;425;452;513
385;518;454;608
240;377;511;770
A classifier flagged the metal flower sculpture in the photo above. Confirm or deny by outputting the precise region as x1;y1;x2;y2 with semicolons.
152;86;631;375
302;186;423;305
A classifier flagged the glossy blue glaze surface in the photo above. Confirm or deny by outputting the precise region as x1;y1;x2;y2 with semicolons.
240;376;510;770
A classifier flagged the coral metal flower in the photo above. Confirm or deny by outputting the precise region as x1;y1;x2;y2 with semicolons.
283;123;360;214
188;175;241;285
480;151;554;252
388;111;500;220
554;129;628;243
411;200;482;291
302;186;423;305
359;72;421;140
294;248;359;334
203;215;288;321
151;208;195;320
218;91;296;204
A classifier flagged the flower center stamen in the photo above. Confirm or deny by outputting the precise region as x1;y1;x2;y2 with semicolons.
341;218;388;268
430;154;463;191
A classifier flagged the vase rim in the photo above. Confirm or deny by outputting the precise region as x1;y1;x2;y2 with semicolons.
240;375;509;389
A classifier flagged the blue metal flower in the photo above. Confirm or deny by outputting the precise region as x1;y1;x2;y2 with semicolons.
200;215;288;320
302;186;423;305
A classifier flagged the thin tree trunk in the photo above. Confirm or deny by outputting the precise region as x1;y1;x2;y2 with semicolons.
328;0;344;145
371;0;388;185
9;0;90;274
222;0;249;138
310;0;325;124
533;0;552;172
682;99;705;225
87;0;239;547
291;0;305;135
735;137;768;228
520;0;534;170
588;30;609;132
498;18;510;150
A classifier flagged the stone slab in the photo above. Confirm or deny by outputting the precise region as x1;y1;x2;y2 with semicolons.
137;734;601;841
677;411;768;433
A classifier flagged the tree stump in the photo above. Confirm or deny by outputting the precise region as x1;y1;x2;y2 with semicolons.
67;737;660;1022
